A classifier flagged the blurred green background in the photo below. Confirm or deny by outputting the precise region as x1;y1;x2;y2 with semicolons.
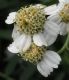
0;0;69;80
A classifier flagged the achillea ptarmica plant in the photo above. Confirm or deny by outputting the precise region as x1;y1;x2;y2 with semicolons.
5;4;61;77
47;0;69;35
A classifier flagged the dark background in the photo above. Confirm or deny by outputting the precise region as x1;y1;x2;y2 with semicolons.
0;0;69;80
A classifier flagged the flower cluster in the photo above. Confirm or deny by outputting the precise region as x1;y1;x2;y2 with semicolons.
5;4;63;77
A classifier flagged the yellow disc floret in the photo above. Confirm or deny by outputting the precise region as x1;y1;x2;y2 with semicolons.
15;5;46;35
19;43;46;64
59;4;69;23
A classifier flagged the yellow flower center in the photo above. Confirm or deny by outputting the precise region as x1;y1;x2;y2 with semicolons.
59;4;69;23
19;43;46;64
15;5;46;35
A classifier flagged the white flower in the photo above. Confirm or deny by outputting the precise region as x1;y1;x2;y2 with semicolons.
5;5;59;53
16;43;61;77
37;50;61;77
47;0;69;35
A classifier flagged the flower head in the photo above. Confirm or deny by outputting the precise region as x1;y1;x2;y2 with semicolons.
20;43;45;64
48;0;69;35
59;4;69;23
19;43;61;77
18;43;61;77
15;5;46;35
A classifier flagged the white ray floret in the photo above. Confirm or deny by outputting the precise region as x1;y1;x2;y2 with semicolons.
59;0;69;3
44;4;58;15
33;33;47;46
8;34;32;53
37;50;61;77
5;12;16;24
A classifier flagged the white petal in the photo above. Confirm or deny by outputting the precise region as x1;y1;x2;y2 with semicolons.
45;50;61;63
33;33;47;46
43;32;57;46
22;35;31;52
12;25;21;40
44;4;58;15
59;22;67;35
44;21;60;35
5;19;14;24
15;34;27;51
8;34;27;53
8;34;31;53
43;21;59;46
9;12;16;19
48;13;61;24
59;0;65;3
37;50;61;77
8;42;19;53
59;0;69;3
59;0;64;3
15;34;31;52
35;4;46;8
44;57;58;68
37;61;53;77
5;12;16;24
41;59;54;72
37;52;54;77
37;63;49;77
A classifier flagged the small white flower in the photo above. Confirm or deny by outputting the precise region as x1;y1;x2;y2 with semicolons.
37;50;61;77
17;43;61;77
6;5;59;53
47;0;69;35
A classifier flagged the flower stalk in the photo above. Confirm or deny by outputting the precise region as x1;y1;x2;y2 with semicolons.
58;33;69;54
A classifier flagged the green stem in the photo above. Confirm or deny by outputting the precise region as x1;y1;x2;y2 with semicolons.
58;33;69;54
